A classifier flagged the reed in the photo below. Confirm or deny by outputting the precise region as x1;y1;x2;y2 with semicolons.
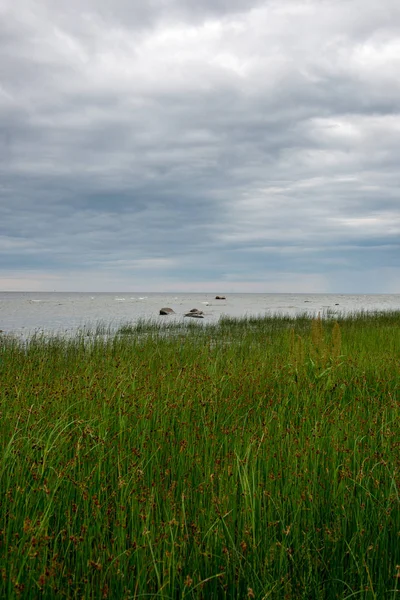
1;312;400;598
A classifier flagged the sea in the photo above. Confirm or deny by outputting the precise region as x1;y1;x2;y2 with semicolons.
1;292;399;338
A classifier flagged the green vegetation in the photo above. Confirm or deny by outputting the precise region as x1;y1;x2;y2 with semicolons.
1;311;400;599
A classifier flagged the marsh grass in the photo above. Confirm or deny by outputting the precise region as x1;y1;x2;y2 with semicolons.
1;312;400;598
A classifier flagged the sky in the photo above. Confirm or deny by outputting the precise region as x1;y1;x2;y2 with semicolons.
1;0;400;293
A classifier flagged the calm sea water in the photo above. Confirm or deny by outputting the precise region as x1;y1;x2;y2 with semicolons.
1;292;399;337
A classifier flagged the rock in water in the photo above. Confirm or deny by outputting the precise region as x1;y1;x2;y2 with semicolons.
159;307;175;315
215;296;226;300
189;308;204;314
184;312;204;318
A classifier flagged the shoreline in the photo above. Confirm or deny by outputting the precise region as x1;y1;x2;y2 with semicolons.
1;291;400;338
2;308;400;342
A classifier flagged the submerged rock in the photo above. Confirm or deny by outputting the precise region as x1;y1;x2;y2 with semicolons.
189;308;204;314
184;311;204;318
215;296;226;300
159;307;175;315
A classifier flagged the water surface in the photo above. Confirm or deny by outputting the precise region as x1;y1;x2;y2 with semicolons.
1;292;399;337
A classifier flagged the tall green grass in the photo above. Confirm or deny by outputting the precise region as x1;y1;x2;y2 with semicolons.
1;312;400;598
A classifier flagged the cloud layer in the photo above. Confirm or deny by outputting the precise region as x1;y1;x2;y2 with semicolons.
1;0;399;291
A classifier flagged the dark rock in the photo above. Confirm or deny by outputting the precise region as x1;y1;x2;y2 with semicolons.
189;308;203;314
159;307;175;315
184;312;204;318
215;296;226;300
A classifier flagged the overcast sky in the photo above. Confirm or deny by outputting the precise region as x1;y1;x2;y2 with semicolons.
1;0;399;292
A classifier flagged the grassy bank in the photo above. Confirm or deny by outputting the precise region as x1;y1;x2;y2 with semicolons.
1;312;400;599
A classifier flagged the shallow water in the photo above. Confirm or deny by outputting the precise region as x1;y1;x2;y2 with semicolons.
0;292;399;337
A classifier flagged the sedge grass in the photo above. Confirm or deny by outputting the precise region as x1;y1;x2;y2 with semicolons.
1;312;400;598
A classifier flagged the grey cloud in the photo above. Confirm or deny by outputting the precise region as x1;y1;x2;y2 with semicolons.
39;0;268;30
1;0;400;291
